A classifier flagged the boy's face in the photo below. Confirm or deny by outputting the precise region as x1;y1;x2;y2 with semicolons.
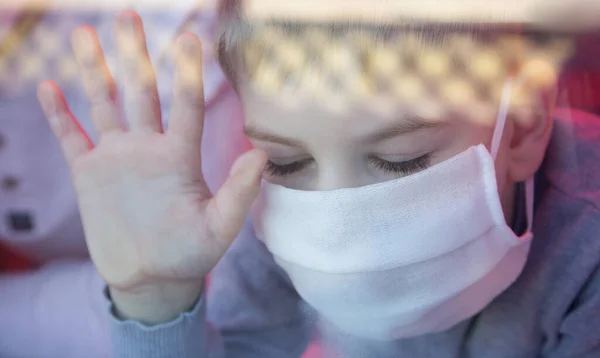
241;86;500;191
235;32;555;223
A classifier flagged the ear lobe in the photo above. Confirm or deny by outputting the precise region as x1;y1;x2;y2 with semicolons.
506;91;556;182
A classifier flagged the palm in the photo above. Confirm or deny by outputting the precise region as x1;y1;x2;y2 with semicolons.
73;133;215;289
37;12;265;294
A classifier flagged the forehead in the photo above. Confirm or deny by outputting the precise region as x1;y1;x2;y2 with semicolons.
241;87;454;148
238;23;573;125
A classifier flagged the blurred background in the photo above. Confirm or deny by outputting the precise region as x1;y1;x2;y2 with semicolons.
0;2;599;357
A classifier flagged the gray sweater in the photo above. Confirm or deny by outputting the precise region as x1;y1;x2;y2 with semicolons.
107;108;600;358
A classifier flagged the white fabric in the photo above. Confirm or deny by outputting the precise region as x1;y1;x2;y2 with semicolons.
251;81;534;340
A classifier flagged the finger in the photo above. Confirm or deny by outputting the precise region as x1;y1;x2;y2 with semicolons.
167;33;205;145
114;11;162;133
37;81;93;165
71;26;122;135
207;149;268;243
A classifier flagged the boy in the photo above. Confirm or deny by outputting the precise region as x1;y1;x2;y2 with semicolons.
37;3;600;358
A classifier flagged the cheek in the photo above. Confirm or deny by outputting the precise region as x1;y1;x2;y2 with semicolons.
493;147;516;223
494;150;511;195
430;122;493;166
439;119;510;190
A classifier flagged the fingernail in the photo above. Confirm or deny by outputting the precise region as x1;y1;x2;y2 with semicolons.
47;98;56;116
183;35;198;55
233;151;264;180
38;84;56;115
175;36;203;89
116;13;143;52
175;34;199;59
49;116;64;133
72;29;95;59
117;12;138;35
230;153;247;177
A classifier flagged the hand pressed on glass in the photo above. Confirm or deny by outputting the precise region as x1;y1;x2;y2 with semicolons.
35;10;267;325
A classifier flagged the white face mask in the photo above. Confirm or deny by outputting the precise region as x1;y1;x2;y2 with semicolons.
251;80;534;341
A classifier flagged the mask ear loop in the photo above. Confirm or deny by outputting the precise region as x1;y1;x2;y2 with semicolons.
491;78;534;234
490;78;513;160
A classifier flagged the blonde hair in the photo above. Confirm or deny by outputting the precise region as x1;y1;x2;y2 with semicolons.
214;0;573;118
215;0;254;86
214;0;452;85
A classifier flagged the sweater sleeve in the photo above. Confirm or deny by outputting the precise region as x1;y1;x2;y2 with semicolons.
545;263;600;358
108;219;314;358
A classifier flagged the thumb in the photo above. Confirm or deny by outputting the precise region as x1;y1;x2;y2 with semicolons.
207;149;267;243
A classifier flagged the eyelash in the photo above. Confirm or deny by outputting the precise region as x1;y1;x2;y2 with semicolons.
264;154;431;177
264;159;313;177
368;154;432;176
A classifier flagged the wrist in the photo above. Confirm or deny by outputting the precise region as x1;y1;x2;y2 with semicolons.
109;281;204;325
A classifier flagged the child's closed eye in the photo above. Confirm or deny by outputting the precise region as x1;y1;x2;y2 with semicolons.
264;154;432;177
368;154;432;176
265;158;313;177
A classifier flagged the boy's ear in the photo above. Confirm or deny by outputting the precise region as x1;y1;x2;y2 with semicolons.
506;91;555;182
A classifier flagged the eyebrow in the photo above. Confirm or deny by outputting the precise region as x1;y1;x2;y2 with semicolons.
244;116;446;147
365;116;448;142
244;125;305;147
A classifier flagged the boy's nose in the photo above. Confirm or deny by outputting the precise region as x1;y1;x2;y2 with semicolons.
314;167;366;191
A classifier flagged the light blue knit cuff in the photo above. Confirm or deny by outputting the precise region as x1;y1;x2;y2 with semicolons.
104;286;207;358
